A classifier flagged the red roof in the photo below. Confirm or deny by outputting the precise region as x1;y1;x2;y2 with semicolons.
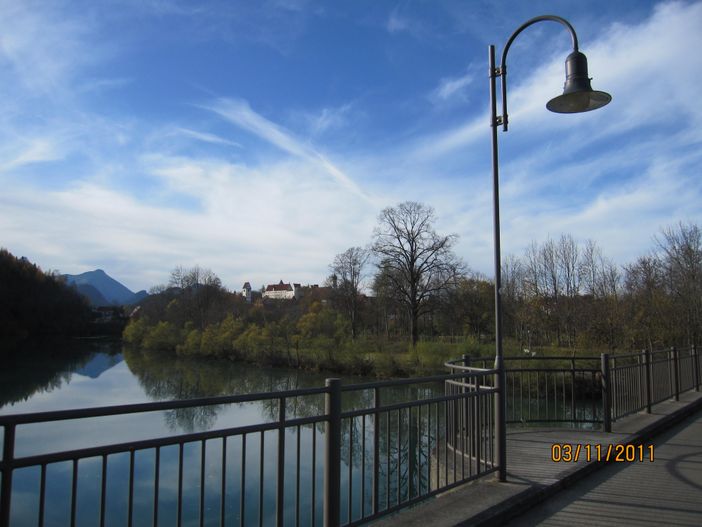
266;280;292;292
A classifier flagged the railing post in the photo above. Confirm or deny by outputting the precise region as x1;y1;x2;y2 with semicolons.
672;346;680;401
1;424;15;527
462;354;470;441
600;354;612;432
276;397;286;527
324;379;342;527
643;349;652;413
637;351;644;412
371;387;380;515
570;358;576;422
694;345;700;392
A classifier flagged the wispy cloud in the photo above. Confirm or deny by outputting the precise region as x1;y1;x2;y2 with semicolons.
78;77;133;94
171;127;242;149
303;103;354;136
0;0;105;96
0;138;62;173
431;71;474;103
386;5;429;38
205;98;372;202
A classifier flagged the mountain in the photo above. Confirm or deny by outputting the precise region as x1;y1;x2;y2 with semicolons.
131;289;149;303
64;269;148;306
74;352;124;379
74;283;110;306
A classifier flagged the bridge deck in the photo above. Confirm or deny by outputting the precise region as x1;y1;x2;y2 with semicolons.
373;390;702;526
505;408;702;526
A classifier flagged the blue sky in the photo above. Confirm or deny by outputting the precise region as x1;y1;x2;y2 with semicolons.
1;0;701;293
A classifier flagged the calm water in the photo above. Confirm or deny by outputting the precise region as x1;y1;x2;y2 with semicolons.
1;341;598;526
1;340;441;526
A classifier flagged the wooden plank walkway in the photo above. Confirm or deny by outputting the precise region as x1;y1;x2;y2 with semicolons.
374;391;702;526
505;408;702;526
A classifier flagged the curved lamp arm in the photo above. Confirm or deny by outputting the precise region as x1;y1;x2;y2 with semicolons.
499;15;579;131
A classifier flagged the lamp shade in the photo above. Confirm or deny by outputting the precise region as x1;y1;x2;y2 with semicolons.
546;51;611;113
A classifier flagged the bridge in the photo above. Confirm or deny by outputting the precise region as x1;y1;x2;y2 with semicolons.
1;347;700;526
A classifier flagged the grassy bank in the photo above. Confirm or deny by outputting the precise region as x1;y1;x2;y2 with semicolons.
123;316;607;378
123;316;515;377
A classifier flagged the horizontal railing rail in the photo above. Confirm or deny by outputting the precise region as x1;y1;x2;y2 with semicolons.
452;355;603;426
608;346;700;423
0;369;498;527
451;347;700;432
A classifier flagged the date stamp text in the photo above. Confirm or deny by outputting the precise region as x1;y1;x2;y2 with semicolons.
550;443;654;463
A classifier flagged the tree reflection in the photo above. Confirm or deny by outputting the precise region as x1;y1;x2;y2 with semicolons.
0;339;120;410
123;347;337;432
123;345;444;507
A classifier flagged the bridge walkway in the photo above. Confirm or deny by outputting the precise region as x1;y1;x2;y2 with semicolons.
505;406;702;526
374;390;702;526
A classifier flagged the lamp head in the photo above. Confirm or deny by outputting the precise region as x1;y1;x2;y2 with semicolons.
546;51;611;113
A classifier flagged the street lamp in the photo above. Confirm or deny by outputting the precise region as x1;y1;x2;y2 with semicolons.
489;15;611;482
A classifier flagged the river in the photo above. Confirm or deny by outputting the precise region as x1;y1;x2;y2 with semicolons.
1;340;599;526
1;339;441;526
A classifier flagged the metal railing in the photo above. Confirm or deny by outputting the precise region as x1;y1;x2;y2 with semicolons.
443;362;497;483
608;346;701;423
455;355;603;427
464;346;701;432
0;369;498;527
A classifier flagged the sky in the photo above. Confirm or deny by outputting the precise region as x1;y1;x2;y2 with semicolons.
1;0;701;293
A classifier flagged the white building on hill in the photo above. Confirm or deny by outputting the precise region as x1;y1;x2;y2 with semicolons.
263;280;301;300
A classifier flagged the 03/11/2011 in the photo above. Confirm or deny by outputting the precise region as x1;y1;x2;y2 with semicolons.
550;443;654;463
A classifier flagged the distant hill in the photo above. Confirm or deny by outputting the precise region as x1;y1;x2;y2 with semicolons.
74;283;110;306
64;269;148;306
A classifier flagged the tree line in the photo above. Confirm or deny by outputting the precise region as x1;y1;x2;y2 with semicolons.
0;248;93;343
498;224;702;352
124;203;702;375
334;204;702;352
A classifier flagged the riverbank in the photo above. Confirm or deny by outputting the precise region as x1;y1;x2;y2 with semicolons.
123;315;502;377
122;336;484;378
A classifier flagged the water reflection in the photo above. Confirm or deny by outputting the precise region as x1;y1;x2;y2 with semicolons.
5;344;455;526
0;339;122;411
123;347;337;433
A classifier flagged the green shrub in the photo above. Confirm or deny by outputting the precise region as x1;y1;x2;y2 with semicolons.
143;321;180;351
123;318;149;346
177;328;202;356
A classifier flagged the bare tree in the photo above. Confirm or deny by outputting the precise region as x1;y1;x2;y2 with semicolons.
371;202;461;346
523;242;543;298
330;247;369;339
167;265;226;329
169;265;222;290
656;223;702;346
557;234;580;348
558;234;580;298
580;239;602;297
624;255;668;350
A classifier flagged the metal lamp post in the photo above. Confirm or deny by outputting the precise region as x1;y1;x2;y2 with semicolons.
490;15;611;482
